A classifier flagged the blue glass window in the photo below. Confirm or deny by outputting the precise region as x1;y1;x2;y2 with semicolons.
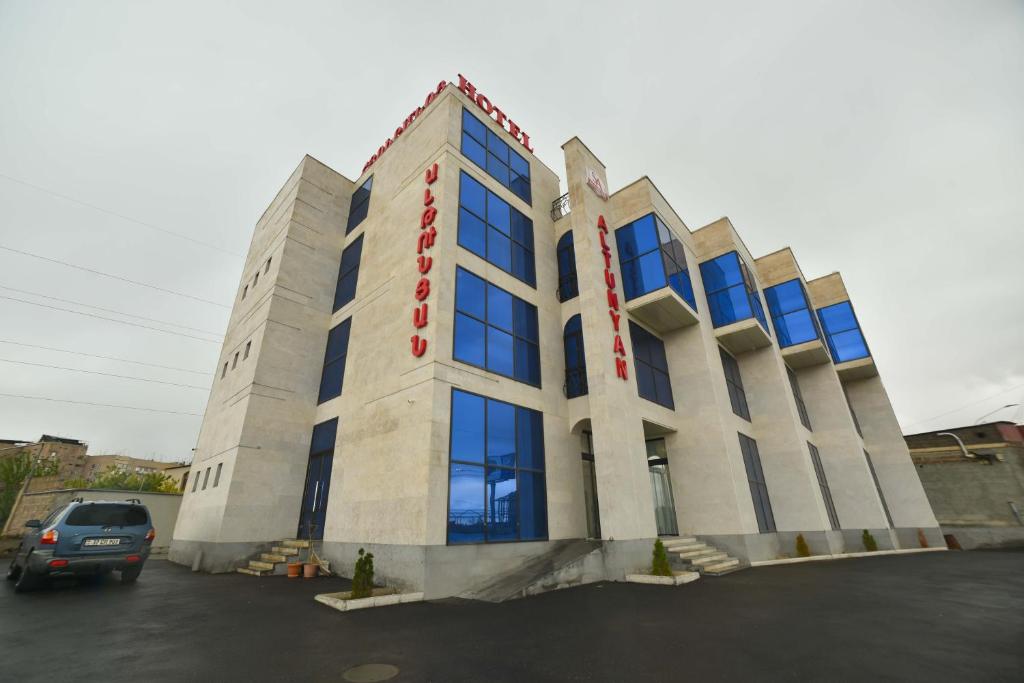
699;251;769;332
563;314;588;398
461;109;531;204
346;177;372;233
817;301;870;363
808;442;839;530
333;235;363;312
629;321;674;409
739;433;776;533
447;389;547;544
615;214;696;309
764;279;821;348
458;172;535;287
556;231;578;301
720;347;750;421
317;318;351;403
454;267;540;386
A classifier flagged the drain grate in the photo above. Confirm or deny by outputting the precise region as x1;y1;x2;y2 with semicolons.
342;663;399;682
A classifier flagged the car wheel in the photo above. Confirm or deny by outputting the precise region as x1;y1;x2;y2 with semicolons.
120;566;143;584
5;561;21;581
14;565;42;593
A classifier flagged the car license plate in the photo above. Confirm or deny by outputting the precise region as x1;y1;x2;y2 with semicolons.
84;538;120;546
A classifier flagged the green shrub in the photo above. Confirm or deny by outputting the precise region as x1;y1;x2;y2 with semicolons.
862;529;878;552
795;533;811;557
351;548;375;598
651;539;672;577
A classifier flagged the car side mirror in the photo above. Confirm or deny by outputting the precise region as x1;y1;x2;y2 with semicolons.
24;519;41;528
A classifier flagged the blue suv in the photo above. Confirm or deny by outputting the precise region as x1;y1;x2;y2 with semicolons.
6;499;155;592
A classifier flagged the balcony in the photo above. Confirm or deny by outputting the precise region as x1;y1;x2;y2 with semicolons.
625;287;699;334
781;338;831;369
715;317;772;355
551;193;570;221
835;356;878;381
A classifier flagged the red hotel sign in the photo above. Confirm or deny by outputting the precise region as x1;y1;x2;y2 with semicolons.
597;215;628;380
410;162;439;357
363;75;535;174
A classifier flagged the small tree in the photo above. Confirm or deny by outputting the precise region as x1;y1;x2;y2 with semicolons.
795;533;811;557
0;454;60;525
862;529;878;552
917;528;929;548
651;538;672;577
351;548;375;599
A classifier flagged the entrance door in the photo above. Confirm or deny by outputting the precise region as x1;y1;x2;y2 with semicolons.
646;439;679;536
297;418;337;541
581;432;601;539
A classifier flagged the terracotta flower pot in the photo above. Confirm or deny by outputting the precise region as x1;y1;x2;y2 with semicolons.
303;562;318;579
287;562;302;578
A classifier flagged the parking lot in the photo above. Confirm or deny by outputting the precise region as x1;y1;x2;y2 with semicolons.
2;549;1022;682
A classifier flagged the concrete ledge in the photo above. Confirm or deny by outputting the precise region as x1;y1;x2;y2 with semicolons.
315;589;425;612
750;547;947;567
625;571;700;585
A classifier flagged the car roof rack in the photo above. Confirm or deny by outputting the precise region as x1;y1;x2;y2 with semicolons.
71;497;84;503
126;498;141;504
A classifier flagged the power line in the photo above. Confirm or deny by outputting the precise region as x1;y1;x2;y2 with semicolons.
0;392;202;417
0;172;243;257
0;295;222;343
0;284;224;337
904;381;1024;430
0;358;211;390
0;339;214;376
0;244;231;309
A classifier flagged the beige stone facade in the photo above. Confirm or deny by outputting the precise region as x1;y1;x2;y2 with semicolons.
170;79;940;596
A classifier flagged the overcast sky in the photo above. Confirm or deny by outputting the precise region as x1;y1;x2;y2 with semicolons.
0;1;1021;461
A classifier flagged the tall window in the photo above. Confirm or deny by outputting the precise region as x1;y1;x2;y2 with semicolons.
460;108;531;204
213;463;223;488
699;251;769;332
458;171;536;287
808;443;839;530
615;214;696;309
764;279;821;347
346;176;373;233
318;318;352;403
556;231;578;301
447;389;547;544
864;451;894;527
720;347;750;420
454;267;540;387
843;385;862;436
818;301;870;363
739;433;776;533
629;321;674;409
563;314;587;398
787;366;812;430
333;235;364;311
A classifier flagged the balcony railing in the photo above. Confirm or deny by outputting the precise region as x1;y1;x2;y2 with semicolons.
551;193;571;221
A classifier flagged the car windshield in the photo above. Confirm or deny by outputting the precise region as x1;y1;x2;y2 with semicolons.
64;504;148;527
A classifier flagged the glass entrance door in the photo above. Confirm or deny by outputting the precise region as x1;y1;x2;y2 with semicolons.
581;432;601;539
646;439;678;536
297;419;337;541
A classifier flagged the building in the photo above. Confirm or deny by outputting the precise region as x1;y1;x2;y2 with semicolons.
905;422;1024;548
84;454;181;480
162;463;193;491
171;75;941;596
0;435;88;481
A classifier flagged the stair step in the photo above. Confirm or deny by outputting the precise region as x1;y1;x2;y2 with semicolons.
236;567;269;577
260;553;287;563
249;560;274;571
702;559;740;574
271;546;300;556
690;552;728;566
663;537;697;548
676;547;714;559
280;539;310;548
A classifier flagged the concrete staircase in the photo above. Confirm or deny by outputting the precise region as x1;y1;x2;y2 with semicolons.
236;539;310;576
664;537;744;576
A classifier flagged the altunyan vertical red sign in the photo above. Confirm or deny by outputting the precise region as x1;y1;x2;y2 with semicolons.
597;214;628;380
411;162;439;357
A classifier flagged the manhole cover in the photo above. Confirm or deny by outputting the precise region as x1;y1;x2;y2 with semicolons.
342;663;399;682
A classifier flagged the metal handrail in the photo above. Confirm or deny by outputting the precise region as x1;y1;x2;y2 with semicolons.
551;193;570;221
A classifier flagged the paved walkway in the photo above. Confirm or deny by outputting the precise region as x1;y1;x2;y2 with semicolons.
2;550;1022;681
